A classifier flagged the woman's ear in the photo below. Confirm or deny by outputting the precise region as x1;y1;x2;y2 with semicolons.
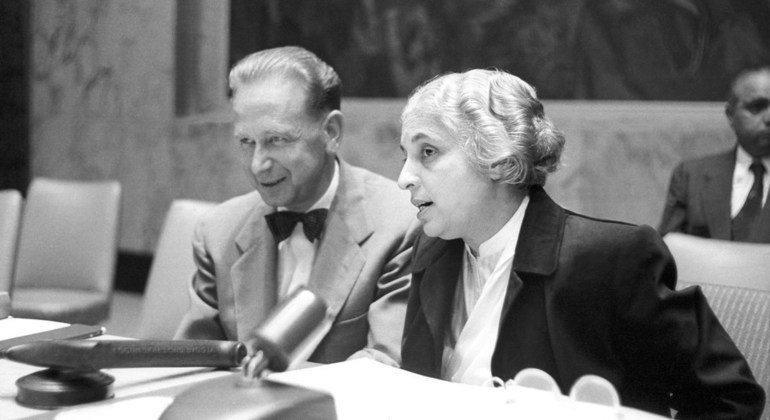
489;159;509;182
323;110;343;153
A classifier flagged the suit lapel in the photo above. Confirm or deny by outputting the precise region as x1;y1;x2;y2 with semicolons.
231;202;278;341
493;187;564;378
702;151;735;240
412;236;463;374
506;186;562;317
404;235;463;377
308;162;371;319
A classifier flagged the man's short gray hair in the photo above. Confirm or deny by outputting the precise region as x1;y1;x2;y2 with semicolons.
229;46;341;117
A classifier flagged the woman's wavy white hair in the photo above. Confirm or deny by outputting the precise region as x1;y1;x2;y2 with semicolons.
401;69;565;186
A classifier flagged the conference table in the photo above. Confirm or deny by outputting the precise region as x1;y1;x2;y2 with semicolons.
1;317;669;419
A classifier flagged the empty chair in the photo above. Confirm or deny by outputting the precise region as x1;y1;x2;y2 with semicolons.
0;189;23;293
663;232;770;419
11;178;121;325
133;199;216;339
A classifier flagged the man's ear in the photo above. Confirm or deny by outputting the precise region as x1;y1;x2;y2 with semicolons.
725;104;737;130
323;110;343;153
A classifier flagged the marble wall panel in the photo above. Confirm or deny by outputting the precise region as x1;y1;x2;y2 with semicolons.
30;0;176;253
544;101;734;227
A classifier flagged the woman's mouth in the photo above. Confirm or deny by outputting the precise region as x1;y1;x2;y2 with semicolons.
412;199;433;215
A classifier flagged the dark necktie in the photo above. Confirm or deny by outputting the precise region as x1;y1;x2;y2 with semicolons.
265;208;328;243
732;160;766;241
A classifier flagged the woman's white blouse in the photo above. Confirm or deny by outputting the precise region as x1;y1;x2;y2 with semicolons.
441;195;530;385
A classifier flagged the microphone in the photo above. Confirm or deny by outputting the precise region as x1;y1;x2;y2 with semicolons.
5;339;247;369
7;339;248;409
160;288;335;420
240;286;329;379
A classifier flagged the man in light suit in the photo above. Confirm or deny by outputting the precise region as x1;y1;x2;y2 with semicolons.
659;65;770;242
175;46;418;366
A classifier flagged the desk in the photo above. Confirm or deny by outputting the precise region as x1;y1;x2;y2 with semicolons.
3;319;669;420
1;318;232;419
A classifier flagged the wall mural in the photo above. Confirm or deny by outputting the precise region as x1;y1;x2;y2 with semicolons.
230;0;770;100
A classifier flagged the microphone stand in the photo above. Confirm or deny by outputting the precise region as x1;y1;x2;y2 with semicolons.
161;287;337;420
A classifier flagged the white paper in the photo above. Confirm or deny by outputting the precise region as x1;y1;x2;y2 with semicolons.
268;358;668;420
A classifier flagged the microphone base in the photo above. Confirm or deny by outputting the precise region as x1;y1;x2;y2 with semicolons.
15;368;115;409
161;372;336;420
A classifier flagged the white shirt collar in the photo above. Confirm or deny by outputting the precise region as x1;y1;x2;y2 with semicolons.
464;194;530;266
735;145;770;172
275;160;339;300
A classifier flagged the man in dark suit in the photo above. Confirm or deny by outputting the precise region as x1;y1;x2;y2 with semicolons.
659;65;770;242
175;46;418;366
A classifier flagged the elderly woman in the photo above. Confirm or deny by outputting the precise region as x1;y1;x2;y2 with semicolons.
397;69;764;419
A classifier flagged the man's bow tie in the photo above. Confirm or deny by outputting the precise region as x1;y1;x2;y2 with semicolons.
265;209;328;243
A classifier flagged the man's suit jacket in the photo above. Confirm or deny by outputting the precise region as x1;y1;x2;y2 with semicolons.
659;149;770;242
176;160;418;365
402;186;765;419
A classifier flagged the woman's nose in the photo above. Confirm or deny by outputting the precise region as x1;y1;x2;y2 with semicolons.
397;160;418;190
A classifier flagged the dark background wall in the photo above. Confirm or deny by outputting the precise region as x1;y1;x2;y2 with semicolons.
230;0;770;100
0;0;30;192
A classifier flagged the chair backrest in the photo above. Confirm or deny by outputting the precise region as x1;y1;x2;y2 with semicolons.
0;189;23;293
663;232;770;418
134;199;216;339
13;178;122;293
664;232;770;291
